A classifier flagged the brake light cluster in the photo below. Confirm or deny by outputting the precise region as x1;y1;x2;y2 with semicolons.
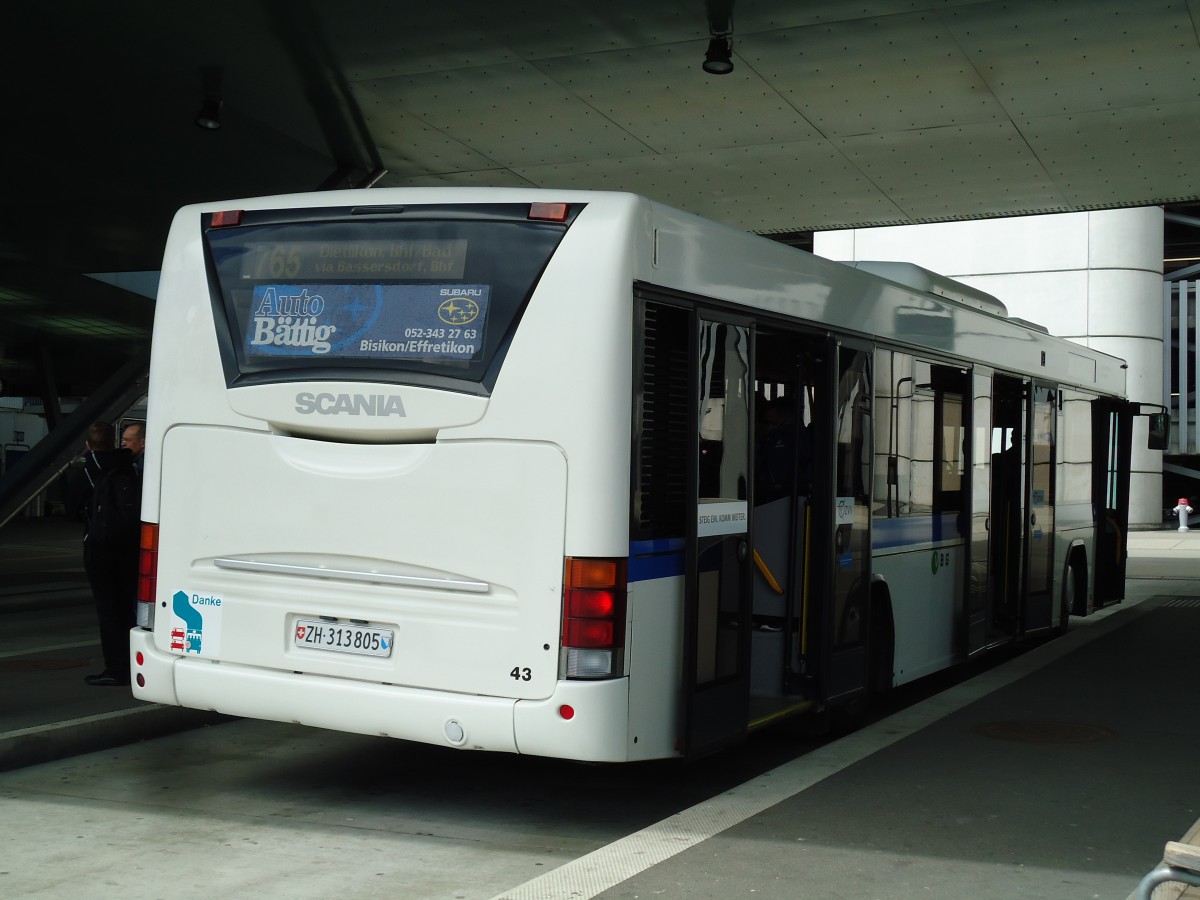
561;557;626;679
137;523;159;629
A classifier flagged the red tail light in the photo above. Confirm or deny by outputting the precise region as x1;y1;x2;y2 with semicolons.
565;618;614;648
137;523;159;627
566;588;616;620
561;557;626;679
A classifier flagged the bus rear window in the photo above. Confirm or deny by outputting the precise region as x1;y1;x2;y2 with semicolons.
203;203;579;392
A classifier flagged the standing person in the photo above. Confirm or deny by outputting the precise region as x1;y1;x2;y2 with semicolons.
121;421;146;473
80;421;142;687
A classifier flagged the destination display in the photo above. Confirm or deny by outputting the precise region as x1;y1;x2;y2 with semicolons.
234;239;468;281
242;282;489;360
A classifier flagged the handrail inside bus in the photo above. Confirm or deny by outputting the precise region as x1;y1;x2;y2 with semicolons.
213;557;490;593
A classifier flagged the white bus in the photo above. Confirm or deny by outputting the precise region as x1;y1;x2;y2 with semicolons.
132;189;1140;761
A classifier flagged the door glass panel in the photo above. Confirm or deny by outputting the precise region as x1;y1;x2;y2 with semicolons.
1108;410;1120;509
827;346;871;697
989;377;1024;638
967;372;992;653
1025;385;1056;626
695;321;750;685
1092;403;1131;606
752;330;821;699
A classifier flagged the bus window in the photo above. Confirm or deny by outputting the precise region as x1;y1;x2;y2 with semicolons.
203;204;578;391
875;354;965;520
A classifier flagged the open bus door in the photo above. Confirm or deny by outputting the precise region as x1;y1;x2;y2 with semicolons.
819;342;873;705
1091;398;1134;609
965;372;1026;655
683;315;753;756
1023;382;1058;633
746;330;826;728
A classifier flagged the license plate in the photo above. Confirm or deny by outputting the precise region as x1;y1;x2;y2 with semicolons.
293;618;393;658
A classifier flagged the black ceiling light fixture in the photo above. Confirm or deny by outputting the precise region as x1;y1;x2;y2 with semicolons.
195;97;223;130
703;36;733;75
195;65;224;130
703;0;734;75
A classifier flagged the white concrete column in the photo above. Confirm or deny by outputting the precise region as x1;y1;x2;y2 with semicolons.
814;207;1165;527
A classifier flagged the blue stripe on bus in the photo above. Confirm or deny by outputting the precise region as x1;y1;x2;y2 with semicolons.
627;515;964;580
628;538;685;583
872;513;963;549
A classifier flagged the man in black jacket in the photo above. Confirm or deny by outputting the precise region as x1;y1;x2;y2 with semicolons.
78;421;141;687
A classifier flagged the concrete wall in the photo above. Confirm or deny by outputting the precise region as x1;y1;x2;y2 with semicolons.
814;208;1165;527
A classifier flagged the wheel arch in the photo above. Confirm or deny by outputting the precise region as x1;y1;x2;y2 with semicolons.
868;574;896;694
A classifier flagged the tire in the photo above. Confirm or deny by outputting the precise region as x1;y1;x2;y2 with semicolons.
868;585;895;697
1058;551;1085;632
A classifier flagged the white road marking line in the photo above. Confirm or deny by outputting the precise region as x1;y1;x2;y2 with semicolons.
491;600;1141;900
0;640;97;659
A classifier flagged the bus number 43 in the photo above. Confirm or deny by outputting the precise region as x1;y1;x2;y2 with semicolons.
510;666;532;682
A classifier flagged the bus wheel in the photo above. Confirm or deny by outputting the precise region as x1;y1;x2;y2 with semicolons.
1058;551;1086;631
829;587;895;735
868;584;895;698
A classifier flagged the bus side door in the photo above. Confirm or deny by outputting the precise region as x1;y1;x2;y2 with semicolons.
1023;382;1058;632
966;372;1026;654
821;342;873;704
684;315;753;756
1092;398;1132;608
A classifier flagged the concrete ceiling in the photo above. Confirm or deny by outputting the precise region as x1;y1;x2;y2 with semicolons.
4;0;1200;398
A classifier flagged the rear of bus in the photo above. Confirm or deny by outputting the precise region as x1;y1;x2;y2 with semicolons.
131;190;646;762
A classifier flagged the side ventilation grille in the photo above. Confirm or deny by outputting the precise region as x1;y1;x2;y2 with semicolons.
634;300;689;539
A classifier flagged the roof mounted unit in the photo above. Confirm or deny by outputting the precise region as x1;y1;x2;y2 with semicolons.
844;260;1009;318
1008;317;1049;334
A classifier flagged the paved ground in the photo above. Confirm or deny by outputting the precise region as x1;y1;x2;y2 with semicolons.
0;516;226;771
1;514;1198;899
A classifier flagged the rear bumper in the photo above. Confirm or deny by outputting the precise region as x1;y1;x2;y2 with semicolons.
514;678;631;762
131;629;634;761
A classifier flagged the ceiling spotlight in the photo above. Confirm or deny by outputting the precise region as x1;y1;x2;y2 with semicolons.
703;36;733;75
195;65;225;130
194;97;223;130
